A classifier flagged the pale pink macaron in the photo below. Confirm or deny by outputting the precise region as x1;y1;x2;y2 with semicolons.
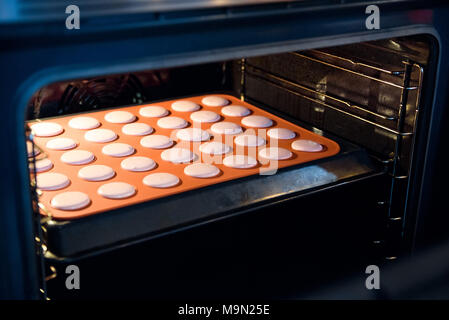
291;139;323;152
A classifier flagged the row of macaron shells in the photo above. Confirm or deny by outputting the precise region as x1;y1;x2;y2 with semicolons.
30;96;324;162
29;96;324;211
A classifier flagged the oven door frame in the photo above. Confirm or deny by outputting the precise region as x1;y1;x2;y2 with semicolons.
1;1;447;299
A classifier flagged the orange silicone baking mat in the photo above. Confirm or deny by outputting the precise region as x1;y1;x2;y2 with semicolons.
28;94;340;220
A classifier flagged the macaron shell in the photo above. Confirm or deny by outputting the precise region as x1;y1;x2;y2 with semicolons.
143;172;180;188
190;111;220;123
60;150;95;165
121;156;156;172
31;158;53;173
184;163;220;178
122;123;153;136
221;105;251;117
78;165;115;181
234;134;266;147
139;106;169;118
102;143;135;157
176;128;210;142
46;137;77;150
98;182;136;199
68;117;100;130
258;147;293;160
31;122;63;137
104;111;136;124
223;155;258;169
210;122;243;135
201;96;230;107
157;116;188;129
171;100;201;112
199;142;232;155
36;172;70;191
140;135;173;149
267;128;296;140
51;191;90;210
84;129;117;143
241;115;273;128
291;139;324;152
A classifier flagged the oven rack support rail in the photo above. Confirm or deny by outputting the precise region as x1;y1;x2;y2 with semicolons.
27;128;51;300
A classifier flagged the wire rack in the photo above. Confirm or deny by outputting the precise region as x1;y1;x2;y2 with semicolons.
240;47;425;260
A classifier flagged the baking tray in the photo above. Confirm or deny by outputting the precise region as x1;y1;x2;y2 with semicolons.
29;94;340;220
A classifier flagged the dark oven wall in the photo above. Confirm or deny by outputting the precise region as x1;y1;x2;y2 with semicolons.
26;63;230;120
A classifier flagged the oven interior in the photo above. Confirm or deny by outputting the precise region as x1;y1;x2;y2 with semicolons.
26;35;434;299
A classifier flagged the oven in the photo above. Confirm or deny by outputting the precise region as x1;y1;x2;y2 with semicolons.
1;0;449;300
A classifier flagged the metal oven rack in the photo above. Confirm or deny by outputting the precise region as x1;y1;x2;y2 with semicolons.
239;46;425;261
27;127;53;300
